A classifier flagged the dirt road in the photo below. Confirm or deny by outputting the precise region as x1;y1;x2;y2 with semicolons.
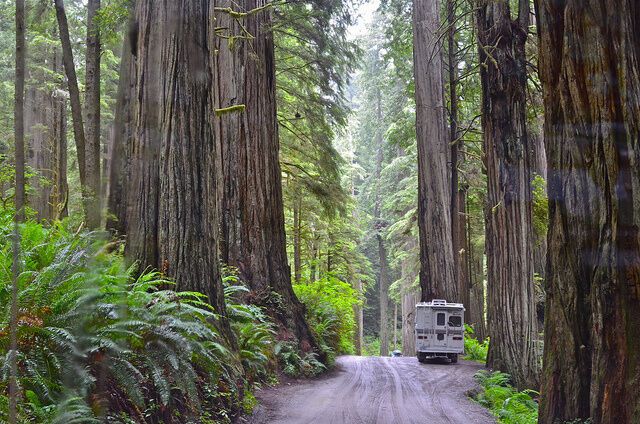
249;355;495;424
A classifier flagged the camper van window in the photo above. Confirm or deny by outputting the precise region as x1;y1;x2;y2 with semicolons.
448;316;462;327
437;313;445;326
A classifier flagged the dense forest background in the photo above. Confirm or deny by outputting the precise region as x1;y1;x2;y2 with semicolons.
1;0;639;423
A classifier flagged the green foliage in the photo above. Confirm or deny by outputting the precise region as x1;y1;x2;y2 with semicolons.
531;174;548;238
0;211;273;422
473;370;539;424
274;342;326;378
294;276;362;360
464;324;489;362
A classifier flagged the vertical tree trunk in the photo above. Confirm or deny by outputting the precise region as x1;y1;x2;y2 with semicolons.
106;26;134;233
293;196;302;283
413;0;457;303
25;84;54;220
123;0;231;339
213;0;317;352
354;278;363;355
10;1;26;422
477;0;539;389
457;189;471;314
467;201;486;340
52;49;68;220
393;302;398;351
84;0;101;227
447;0;461;288
372;87;390;357
54;0;92;223
536;1;640;422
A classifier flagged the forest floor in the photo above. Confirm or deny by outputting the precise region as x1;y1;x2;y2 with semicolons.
247;355;495;424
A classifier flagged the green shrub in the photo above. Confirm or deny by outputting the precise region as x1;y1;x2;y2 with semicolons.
0;212;274;423
473;370;539;424
274;341;326;377
464;324;489;362
293;276;361;362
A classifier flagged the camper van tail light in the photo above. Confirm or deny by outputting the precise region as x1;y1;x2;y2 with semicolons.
453;336;462;341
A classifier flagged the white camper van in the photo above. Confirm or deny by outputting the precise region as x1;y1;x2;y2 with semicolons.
415;299;465;363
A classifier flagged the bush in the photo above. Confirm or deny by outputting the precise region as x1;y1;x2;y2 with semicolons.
0;212;274;423
473;370;538;424
293;276;361;362
464;324;489;362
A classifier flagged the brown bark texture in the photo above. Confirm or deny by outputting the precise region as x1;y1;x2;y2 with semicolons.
106;28;134;233
213;0;316;351
84;0;101;228
413;0;457;303
477;0;539;389
122;0;230;337
536;1;640;422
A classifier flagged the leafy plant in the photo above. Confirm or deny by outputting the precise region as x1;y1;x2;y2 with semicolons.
294;276;362;362
473;370;539;424
0;212;265;422
464;324;489;362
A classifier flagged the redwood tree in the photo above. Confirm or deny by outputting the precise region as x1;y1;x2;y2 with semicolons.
121;0;230;337
213;0;316;350
537;0;640;422
413;0;457;302
477;0;539;389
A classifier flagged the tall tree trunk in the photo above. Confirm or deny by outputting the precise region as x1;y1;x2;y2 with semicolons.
10;1;26;422
477;0;539;389
25;84;54;220
372;87;390;357
52;49;68;220
447;0;461;287
457;189;471;314
123;0;231;339
468;198;486;340
413;0;457;302
213;0;317;352
54;0;92;223
106;26;135;233
536;1;640;422
84;0;101;228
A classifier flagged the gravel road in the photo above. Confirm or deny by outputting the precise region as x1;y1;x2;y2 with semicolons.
249;355;495;424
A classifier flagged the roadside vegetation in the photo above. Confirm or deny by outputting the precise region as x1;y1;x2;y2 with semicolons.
0;207;357;422
472;371;538;424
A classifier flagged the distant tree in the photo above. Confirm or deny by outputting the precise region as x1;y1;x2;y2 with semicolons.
537;0;640;421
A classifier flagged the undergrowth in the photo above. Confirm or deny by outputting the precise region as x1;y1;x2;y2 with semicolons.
293;275;361;365
464;324;489;362
0;210;277;423
473;370;538;424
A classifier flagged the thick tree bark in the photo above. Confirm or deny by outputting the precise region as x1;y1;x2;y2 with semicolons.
123;0;230;339
54;0;93;224
213;0;316;352
84;0;101;228
106;28;134;233
477;0;539;389
413;0;457;303
456;189;471;314
536;1;640;422
401;239;419;356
